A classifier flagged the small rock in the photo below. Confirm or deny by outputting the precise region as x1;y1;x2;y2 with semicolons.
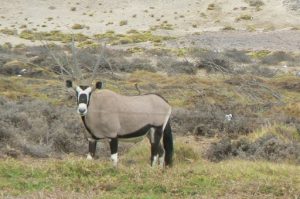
225;114;233;121
20;68;27;73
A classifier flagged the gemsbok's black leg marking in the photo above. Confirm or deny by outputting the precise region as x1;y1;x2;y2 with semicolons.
88;140;97;158
109;138;118;166
158;143;165;165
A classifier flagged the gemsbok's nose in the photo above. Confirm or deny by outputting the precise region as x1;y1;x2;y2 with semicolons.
79;108;86;114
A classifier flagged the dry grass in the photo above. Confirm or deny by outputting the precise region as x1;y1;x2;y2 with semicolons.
0;76;62;104
248;123;300;142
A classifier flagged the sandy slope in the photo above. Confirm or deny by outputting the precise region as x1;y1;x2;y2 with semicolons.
0;0;300;50
169;30;300;51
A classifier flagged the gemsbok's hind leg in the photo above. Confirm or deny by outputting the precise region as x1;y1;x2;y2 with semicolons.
109;138;118;167
87;139;97;160
149;127;163;167
157;143;165;167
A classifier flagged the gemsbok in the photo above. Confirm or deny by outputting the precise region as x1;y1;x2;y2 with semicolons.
66;80;174;167
41;37;173;167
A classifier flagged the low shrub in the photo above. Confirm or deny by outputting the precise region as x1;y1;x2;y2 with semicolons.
261;51;295;65
207;127;300;163
157;57;197;74
246;0;264;7
195;50;234;74
0;97;87;158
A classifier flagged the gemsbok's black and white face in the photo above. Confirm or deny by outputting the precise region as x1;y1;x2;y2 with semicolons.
75;86;92;116
66;80;103;116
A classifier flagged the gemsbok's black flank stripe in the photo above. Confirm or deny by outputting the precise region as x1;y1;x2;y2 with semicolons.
117;124;154;138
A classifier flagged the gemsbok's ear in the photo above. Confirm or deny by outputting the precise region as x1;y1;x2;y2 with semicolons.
66;80;73;88
95;81;103;89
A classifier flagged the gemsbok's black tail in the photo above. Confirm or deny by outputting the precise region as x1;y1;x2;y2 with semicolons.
163;120;174;166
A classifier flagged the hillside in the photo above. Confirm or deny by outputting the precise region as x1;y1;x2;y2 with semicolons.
0;0;300;198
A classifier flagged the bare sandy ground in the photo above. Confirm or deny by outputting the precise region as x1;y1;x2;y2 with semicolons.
0;0;300;51
169;30;300;51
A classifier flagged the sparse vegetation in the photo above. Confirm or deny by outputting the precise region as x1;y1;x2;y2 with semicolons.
119;20;128;26
19;30;89;42
207;3;216;10
222;25;235;31
249;50;271;59
261;51;296;65
94;30;172;45
150;22;174;30
106;22;114;26
245;0;265;8
71;23;84;30
0;28;16;35
236;14;253;21
19;24;27;29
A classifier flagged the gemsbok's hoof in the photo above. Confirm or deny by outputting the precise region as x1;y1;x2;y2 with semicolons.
86;154;93;160
111;153;118;167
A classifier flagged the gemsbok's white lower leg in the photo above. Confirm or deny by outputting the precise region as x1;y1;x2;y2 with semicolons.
111;153;118;166
159;155;164;168
151;155;159;167
87;153;93;160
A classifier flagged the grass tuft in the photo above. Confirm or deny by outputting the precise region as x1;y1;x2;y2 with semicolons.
94;30;173;45
19;30;89;42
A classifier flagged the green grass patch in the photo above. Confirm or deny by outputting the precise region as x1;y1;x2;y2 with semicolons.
236;14;253;21
248;50;271;59
94;30;173;45
19;30;89;42
0;152;299;198
0;159;52;194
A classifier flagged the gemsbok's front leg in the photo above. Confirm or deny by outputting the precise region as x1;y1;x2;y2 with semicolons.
87;139;97;160
109;138;118;166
